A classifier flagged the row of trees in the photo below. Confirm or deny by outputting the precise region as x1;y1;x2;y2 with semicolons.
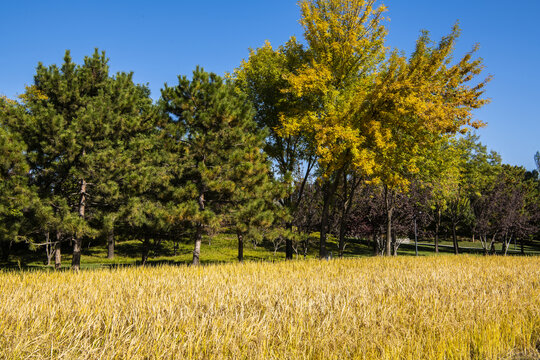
292;137;540;258
0;56;282;270
1;0;539;270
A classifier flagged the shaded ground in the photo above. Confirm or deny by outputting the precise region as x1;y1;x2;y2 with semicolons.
1;233;539;270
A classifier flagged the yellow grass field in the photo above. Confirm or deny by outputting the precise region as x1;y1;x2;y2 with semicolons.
0;256;539;359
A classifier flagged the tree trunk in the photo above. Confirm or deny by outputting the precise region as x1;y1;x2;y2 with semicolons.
500;233;506;255
107;229;114;260
72;236;82;271
384;186;393;257
452;220;459;255
72;177;87;271
337;171;358;258
54;239;62;270
1;240;11;262
319;175;340;259
289;156;315;260
285;223;293;260
237;232;244;262
45;232;53;266
319;192;330;259
481;234;488;256
392;231;398;256
372;232;378;256
489;235;496;255
53;232;62;270
414;216;418;256
141;236;150;266
192;191;205;266
434;208;441;254
54;243;62;269
192;224;203;266
338;217;347;258
504;235;512;256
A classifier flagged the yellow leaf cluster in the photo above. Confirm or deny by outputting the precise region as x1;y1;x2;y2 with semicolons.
240;0;490;192
18;85;49;103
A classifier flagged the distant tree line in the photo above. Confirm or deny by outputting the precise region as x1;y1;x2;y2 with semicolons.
1;0;539;270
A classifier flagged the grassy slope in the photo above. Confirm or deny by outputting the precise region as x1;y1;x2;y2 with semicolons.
0;256;539;359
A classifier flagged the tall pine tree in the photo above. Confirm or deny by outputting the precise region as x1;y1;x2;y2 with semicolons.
162;67;280;265
8;50;159;270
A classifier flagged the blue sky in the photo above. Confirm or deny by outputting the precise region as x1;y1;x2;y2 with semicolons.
1;0;539;170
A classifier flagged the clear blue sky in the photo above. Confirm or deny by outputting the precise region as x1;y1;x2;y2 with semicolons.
1;0;539;170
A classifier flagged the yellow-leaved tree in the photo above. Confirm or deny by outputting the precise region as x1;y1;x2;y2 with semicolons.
283;1;490;257
281;0;388;257
239;0;491;258
365;26;490;255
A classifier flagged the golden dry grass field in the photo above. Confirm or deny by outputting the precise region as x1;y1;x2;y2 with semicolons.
0;256;539;359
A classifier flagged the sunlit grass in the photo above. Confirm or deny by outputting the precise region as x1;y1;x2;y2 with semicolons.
0;256;539;359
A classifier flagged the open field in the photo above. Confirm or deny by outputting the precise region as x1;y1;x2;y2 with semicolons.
1;256;539;359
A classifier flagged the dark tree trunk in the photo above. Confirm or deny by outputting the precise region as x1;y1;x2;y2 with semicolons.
338;219;347;258
72;177;87;271
285;239;293;259
289;156;315;260
319;193;330;259
107;229;114;260
337;171;358;258
72;237;82;271
486;234;497;255
489;235;496;255
319;174;341;259
414;216;418;256
502;237;507;256
434;208;441;254
338;188;358;258
142;236;150;266
0;240;11;262
372;232;378;256
452;220;459;255
237;232;244;262
285;223;293;260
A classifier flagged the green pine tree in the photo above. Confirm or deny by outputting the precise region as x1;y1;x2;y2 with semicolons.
8;49;160;270
162;67;283;265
